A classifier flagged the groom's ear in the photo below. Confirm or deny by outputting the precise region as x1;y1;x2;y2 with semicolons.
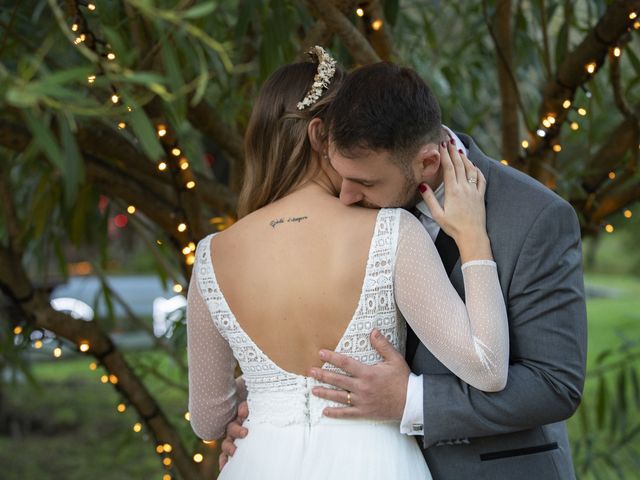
307;118;326;153
415;143;441;181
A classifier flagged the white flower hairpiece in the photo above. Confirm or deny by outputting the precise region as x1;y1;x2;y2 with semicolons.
296;46;337;110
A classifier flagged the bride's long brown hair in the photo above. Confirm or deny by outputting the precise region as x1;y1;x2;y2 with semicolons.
238;58;345;218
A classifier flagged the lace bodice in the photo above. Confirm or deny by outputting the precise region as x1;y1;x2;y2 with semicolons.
187;208;509;440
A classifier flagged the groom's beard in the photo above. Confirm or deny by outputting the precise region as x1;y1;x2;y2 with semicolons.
357;175;421;210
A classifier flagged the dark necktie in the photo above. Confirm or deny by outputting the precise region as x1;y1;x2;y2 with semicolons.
404;225;460;365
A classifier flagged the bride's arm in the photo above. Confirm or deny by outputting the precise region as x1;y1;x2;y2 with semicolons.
187;266;239;440
394;209;509;392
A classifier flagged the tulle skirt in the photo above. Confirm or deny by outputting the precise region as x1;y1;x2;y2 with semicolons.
218;417;432;479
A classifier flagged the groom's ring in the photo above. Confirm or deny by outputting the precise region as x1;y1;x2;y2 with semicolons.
346;391;352;406
467;177;477;184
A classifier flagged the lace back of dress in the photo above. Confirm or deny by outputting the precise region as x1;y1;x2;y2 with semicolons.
195;208;405;426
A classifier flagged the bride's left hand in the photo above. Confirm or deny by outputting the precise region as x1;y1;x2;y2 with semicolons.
310;329;410;420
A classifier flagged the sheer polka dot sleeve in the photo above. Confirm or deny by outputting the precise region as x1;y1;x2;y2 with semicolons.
187;264;239;440
394;210;509;392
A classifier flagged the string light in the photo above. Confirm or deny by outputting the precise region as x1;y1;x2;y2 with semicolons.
356;8;364;17
163;444;173;453
180;159;189;170
188;242;196;251
624;210;633;218
171;148;181;156
127;205;136;214
605;224;614;233
521;140;529;149
79;341;90;352
536;129;546;138
184;412;191;421
133;422;142;433
117;403;127;413
157;124;167;137
109;374;119;384
634;21;640;29
111;94;119;104
585;62;597;74
547;115;556;125
162;458;172;467
630;12;638;20
542;119;551;128
173;284;184;293
193;453;204;463
87;3;96;10
500;159;509;166
53;347;62;358
89;362;97;370
186;254;195;266
100;375;109;383
13;326;23;335
552;144;562;152
182;246;191;255
71;24;79;32
203;439;216;445
118;122;126;129
570;122;579;131
158;162;167;171
562;100;571;109
107;52;116;60
163;475;171;480
577;107;587;116
34;340;43;349
371;19;383;31
74;37;83;45
608;171;616;180
156;445;164;454
186;181;196;189
127;106;132;112
177;223;187;232
614;47;621;57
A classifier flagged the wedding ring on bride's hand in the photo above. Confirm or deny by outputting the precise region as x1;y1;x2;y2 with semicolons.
467;177;477;184
346;391;352;406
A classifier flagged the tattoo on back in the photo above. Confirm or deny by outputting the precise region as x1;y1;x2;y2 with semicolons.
270;216;309;229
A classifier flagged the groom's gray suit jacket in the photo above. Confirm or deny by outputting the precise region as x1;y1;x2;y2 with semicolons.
411;133;587;479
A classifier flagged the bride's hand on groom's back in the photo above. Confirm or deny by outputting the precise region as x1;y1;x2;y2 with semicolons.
310;329;410;421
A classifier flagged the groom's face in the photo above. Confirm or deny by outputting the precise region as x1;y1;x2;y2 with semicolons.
329;142;422;209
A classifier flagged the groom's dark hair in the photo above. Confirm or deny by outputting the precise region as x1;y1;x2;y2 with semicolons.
326;62;444;162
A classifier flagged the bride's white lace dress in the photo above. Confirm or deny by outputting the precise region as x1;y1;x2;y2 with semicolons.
187;208;508;479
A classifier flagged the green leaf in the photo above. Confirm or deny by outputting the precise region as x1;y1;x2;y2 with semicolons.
58;113;84;208
554;20;569;71
596;376;608;429
21;109;65;171
384;0;400;26
182;1;216;19
120;92;165;161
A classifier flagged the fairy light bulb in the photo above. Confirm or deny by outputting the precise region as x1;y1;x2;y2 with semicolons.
100;375;109;383
89;362;97;370
173;284;183;293
157;124;167;137
79;341;90;352
13;326;23;335
562;100;571;109
577;108;587;116
356;8;364;16
184;412;191;421
163;444;173;453
111;94;119;104
553;144;562;152
186;181;196;189
203;439;216;445
585;62;596;74
118;122;126;129
371;19;383;31
180;160;189;170
536;129;546;138
547;116;556;125
500;160;509;166
521;140;529;149
158;162;167;171
182;246;191;255
133;422;142;433
107;52;116;61
570;122;579;131
53;347;62;358
186;254;195;266
163;475;171;480
608;171;616;180
177;223;187;232
162;458;172;467
156;445;164;454
34;340;43;349
624;209;632;218
542;119;551;128
171;148;181;156
630;12;638;20
87;3;96;11
117;403;126;413
71;24;79;32
193;453;203;463
605;224;614;233
614;47;621;57
127;205;136;214
109;374;118;384
188;242;196;251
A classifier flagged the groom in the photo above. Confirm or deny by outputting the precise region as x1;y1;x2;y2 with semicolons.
223;62;587;479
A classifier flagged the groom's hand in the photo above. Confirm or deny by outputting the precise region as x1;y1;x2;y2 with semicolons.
310;329;410;421
219;400;248;470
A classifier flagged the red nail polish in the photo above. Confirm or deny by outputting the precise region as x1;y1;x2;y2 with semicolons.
450;138;455;145
418;184;427;193
458;149;463;154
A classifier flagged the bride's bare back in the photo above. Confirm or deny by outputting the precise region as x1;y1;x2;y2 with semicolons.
210;184;378;376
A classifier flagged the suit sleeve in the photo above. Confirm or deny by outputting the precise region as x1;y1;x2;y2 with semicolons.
421;198;587;447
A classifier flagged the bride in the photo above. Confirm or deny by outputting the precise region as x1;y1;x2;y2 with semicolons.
186;47;508;479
